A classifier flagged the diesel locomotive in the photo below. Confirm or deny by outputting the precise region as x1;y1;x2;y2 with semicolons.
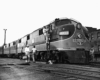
0;18;92;63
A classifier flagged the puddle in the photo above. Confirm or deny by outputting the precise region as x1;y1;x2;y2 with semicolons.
0;63;15;68
2;66;11;68
18;63;30;65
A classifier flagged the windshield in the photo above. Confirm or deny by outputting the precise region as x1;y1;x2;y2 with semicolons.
55;19;71;26
59;24;75;39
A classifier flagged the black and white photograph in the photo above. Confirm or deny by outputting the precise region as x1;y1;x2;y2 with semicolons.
0;0;100;80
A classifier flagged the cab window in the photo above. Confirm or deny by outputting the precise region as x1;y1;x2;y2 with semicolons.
55;19;71;26
39;28;43;35
19;39;21;43
27;35;30;40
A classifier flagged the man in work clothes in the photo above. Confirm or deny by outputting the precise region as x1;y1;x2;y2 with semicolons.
43;26;49;43
90;48;95;61
24;46;30;63
32;46;37;63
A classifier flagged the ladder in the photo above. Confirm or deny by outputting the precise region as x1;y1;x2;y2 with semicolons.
46;27;51;60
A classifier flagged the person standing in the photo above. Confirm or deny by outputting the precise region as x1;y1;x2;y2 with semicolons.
90;48;95;61
43;26;49;43
24;46;30;63
32;46;37;63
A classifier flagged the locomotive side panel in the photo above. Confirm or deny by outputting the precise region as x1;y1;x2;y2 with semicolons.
30;30;39;45
4;47;9;54
27;30;39;50
17;37;26;54
10;42;16;54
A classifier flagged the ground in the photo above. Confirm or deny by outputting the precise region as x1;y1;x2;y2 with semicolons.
0;58;80;80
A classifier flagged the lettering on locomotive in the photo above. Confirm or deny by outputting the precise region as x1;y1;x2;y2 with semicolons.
73;33;86;45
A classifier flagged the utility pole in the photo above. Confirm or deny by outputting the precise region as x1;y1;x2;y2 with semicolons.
2;29;7;55
4;29;7;45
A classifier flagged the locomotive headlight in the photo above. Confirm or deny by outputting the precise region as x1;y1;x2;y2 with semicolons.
59;31;69;35
77;23;82;29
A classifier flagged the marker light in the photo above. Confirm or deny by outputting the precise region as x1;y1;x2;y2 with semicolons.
77;23;82;29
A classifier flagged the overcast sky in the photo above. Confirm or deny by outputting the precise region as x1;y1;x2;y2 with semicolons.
0;0;100;46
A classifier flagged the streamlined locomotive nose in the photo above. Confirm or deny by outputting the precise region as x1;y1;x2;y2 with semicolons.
73;33;86;45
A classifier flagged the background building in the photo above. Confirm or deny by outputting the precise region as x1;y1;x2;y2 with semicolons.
87;27;100;57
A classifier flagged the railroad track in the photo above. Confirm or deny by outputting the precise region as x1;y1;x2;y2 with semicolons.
1;58;100;80
1;61;100;80
12;62;100;80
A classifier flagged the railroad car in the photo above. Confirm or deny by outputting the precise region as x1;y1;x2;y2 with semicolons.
0;46;8;57
4;18;92;64
4;44;10;57
3;39;26;58
17;36;27;59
